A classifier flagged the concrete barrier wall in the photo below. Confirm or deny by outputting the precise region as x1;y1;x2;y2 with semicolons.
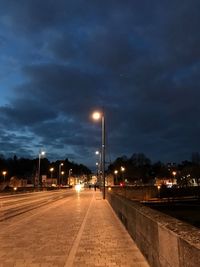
110;186;158;201
106;191;200;267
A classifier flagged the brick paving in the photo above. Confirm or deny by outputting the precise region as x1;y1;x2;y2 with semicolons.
0;190;149;267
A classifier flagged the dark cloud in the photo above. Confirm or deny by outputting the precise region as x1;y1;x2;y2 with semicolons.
0;0;200;168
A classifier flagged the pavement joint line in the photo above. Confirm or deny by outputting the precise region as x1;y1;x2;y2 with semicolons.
105;199;126;230
64;192;95;267
105;198;150;266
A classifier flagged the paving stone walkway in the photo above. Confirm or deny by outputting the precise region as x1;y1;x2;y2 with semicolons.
0;190;149;267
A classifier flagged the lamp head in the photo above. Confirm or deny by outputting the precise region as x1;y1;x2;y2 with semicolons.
121;166;125;172
92;111;102;120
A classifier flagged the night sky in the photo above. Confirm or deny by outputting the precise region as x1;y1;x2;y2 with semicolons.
0;0;200;169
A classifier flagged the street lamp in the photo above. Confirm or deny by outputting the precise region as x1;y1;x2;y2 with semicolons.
172;171;177;184
38;151;45;187
68;169;72;185
95;150;102;186
95;150;102;173
2;171;7;182
92;110;105;199
121;166;125;182
69;168;72;176
59;163;64;185
114;170;118;185
61;171;65;184
50;167;54;179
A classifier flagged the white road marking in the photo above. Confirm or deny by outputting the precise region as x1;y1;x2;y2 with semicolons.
64;193;94;267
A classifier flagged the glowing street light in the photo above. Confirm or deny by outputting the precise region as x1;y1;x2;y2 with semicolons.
2;171;7;182
38;151;45;187
92;112;101;120
59;163;64;185
114;170;118;185
61;171;65;185
92;110;105;199
121;166;125;172
172;171;177;177
172;171;177;184
69;168;72;176
50;167;54;179
95;150;102;186
95;150;102;172
121;166;125;182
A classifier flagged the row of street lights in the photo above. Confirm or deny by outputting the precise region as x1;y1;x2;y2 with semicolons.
37;151;72;187
114;167;125;184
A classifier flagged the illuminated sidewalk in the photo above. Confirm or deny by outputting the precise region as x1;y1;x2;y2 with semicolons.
0;190;149;267
65;190;149;267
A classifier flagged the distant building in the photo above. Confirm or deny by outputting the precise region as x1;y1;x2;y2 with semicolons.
155;177;177;188
8;177;28;188
106;174;114;186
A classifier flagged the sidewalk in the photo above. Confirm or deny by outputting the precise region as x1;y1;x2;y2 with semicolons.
0;189;149;267
66;190;149;267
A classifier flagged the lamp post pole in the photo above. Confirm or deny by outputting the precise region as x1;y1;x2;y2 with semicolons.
61;171;65;184
59;163;64;186
50;168;54;179
95;151;102;186
102;114;105;199
114;170;118;185
38;154;41;188
38;151;45;188
68;169;72;185
92;111;106;199
121;166;125;183
2;171;7;182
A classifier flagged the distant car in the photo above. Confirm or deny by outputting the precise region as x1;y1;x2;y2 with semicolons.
60;185;72;188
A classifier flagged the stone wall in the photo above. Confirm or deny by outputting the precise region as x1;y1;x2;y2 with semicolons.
110;186;158;201
106;191;200;267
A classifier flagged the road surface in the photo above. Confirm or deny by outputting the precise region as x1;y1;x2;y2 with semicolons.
0;188;149;267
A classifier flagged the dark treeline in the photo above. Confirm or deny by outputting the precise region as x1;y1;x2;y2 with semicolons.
1;152;200;186
107;152;200;186
0;155;91;183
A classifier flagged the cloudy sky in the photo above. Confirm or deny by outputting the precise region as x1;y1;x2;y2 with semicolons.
0;0;200;168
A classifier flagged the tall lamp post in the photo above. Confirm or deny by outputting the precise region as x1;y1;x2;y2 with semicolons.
172;171;177;185
61;171;65;185
38;151;45;188
121;166;125;182
68;168;72;185
50;168;54;179
92;111;105;199
95;150;102;187
95;150;102;178
114;170;118;185
59;163;64;186
2;171;7;182
95;162;99;177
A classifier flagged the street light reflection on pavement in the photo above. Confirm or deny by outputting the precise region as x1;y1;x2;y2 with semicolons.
75;184;82;192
